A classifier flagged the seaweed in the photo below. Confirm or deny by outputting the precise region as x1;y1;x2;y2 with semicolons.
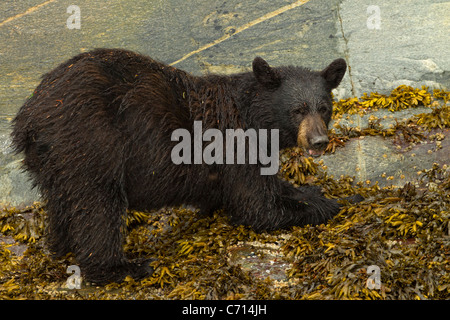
1;85;449;300
332;85;432;116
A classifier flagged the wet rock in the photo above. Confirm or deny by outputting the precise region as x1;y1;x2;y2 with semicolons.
320;132;449;188
0;123;40;207
228;240;290;283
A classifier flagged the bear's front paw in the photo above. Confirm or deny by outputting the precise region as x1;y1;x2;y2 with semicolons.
342;194;364;204
130;258;155;279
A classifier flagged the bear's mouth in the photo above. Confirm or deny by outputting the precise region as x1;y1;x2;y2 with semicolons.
306;148;324;158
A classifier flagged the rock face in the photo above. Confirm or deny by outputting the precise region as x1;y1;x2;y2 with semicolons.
320;129;450;188
0;124;40;207
337;0;450;98
0;0;449;206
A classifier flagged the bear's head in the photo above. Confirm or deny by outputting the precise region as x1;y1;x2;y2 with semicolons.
252;57;347;157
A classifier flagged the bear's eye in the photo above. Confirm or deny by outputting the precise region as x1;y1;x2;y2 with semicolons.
318;105;329;114
293;108;307;115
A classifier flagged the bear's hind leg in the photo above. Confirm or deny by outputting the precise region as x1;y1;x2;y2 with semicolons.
65;188;153;284
45;196;74;258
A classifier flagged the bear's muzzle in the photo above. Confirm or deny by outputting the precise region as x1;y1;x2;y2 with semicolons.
297;114;329;157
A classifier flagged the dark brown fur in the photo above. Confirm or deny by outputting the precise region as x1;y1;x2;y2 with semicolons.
11;48;357;283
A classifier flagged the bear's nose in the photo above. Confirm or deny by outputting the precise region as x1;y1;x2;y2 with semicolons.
310;135;329;151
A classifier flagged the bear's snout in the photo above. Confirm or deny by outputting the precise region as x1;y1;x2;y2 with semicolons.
309;135;329;152
297;114;329;157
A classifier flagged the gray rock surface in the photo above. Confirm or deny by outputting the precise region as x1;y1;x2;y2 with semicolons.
338;0;450;97
320;130;450;188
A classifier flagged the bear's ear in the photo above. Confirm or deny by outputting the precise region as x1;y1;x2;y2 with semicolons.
252;57;281;88
320;58;347;90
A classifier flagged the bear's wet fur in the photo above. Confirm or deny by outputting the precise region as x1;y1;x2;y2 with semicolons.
12;48;355;283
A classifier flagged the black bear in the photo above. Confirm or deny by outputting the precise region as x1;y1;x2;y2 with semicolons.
12;48;354;283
